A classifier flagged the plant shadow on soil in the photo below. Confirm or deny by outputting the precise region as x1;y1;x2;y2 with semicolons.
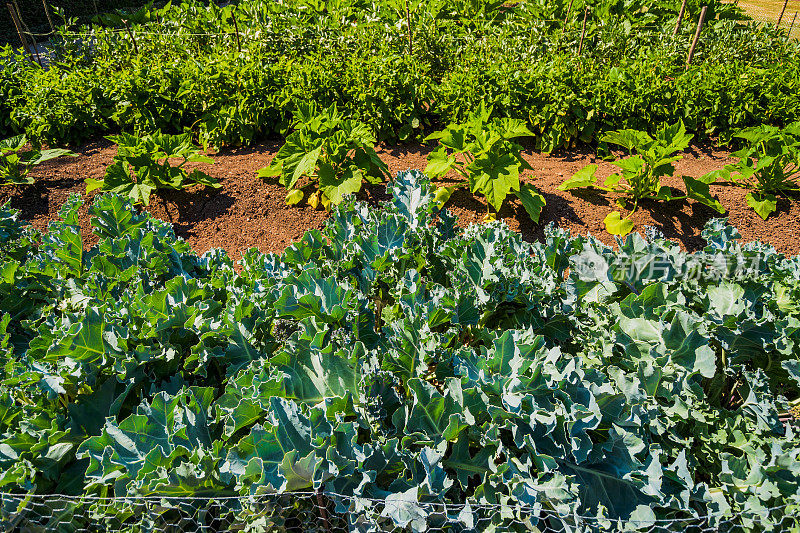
2;138;799;259
148;188;237;240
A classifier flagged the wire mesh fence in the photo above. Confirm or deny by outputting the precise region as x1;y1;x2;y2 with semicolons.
0;0;168;46
4;0;798;51
0;492;798;532
729;0;800;36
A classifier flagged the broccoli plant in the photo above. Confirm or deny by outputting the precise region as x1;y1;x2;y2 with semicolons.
86;131;218;205
559;122;724;235
424;104;545;222
258;102;389;210
1;135;75;186
714;122;800;220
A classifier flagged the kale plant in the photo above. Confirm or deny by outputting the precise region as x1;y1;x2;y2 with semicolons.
0;171;798;531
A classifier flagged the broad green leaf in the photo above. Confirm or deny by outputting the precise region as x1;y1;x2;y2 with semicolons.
45;307;127;365
683;176;725;214
559;164;598;190
514;183;546;223
319;165;363;205
746;192;777;220
425;148;457;179
90;194;148;239
603;211;634;235
468;151;521;212
275;270;353;323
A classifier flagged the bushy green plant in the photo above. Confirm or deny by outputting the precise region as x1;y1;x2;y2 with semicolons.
560;122;724;235
712;122;800;220
3;0;798;150
258;102;388;209
0;135;75;186
424;104;545;222
85;131;218;205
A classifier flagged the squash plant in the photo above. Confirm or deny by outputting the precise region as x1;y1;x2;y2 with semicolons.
710;122;800;220
424;104;545;222
559;122;724;235
1;135;75;186
258;102;388;210
86;132;218;205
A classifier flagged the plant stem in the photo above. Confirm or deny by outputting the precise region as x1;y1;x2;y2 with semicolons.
123;20;139;55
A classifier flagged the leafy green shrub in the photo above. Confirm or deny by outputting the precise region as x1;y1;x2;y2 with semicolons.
86;131;218;205
714;122;800;220
560;122;724;235
0;134;75;186
424;105;545;221
0;171;798;530
258;102;388;209
2;0;799;149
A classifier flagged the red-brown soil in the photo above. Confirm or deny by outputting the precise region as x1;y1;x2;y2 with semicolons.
2;139;799;260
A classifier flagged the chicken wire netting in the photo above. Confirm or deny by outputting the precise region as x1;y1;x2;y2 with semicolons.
0;492;797;533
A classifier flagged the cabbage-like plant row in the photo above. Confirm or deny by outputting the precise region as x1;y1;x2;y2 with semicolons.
0;171;798;530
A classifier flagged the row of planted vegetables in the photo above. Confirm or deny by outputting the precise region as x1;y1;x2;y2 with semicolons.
3;104;799;235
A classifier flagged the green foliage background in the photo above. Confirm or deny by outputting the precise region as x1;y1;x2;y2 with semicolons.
0;0;798;151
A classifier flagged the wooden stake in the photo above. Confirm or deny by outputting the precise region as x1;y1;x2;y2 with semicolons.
686;6;707;69
563;0;574;25
577;7;589;56
316;488;332;533
231;11;242;54
41;0;55;34
405;0;413;56
673;0;688;36
776;0;789;27
14;0;42;66
122;20;139;55
6;2;30;55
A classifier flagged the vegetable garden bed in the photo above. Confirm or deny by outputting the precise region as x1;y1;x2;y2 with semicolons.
1;138;798;261
2;0;800;530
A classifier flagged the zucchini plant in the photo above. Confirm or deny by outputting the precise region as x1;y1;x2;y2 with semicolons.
711;122;800;220
85;132;218;205
559;122;724;235
258;102;388;210
1;135;75;186
424;105;545;223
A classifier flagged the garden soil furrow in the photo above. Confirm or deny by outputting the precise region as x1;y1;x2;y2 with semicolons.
1;139;798;260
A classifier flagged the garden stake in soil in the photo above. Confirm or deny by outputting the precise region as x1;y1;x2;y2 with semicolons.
316;487;332;533
123;20;139;55
673;0;687;36
563;0;574;25
777;0;789;27
686;6;707;69
231;11;242;55
6;3;30;57
578;7;589;56
41;0;55;35
14;1;43;68
405;0;413;56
